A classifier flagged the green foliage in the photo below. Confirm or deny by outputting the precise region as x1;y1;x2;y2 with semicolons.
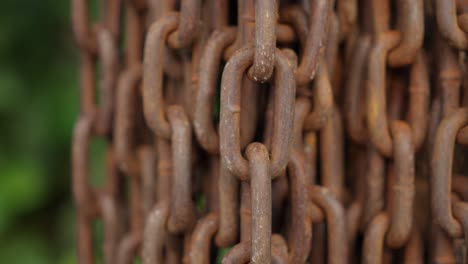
216;247;231;263
0;0;83;262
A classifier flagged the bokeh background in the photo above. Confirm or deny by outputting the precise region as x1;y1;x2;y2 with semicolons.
0;1;89;263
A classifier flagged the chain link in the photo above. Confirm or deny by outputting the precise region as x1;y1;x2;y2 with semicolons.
71;0;468;263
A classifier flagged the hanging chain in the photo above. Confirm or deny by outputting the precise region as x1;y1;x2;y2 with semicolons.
71;0;468;263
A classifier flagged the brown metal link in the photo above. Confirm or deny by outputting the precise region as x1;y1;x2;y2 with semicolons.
70;0;468;262
309;185;348;264
248;0;278;82
188;213;219;263
432;108;468;238
387;0;424;67
142;13;179;139
194;27;236;154
287;151;312;263
219;46;295;180
167;105;195;233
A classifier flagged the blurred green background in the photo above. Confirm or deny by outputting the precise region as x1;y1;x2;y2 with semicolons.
0;0;80;263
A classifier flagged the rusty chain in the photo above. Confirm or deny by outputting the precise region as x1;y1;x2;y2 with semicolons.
71;0;468;263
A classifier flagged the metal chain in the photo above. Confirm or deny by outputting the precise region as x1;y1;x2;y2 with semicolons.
71;0;468;263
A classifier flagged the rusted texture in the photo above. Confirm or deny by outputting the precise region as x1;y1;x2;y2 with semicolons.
337;0;357;39
167;0;201;49
96;28;119;136
72;114;95;213
194;28;236;154
114;65;142;174
142;202;169;264
142;13;179;139
432;108;468;238
309;186;348;264
362;212;389;264
249;0;278;82
435;0;468;49
295;0;330;85
72;0;97;53
167;105;195;233
320;106;345;201
188;213;219;264
280;6;308;47
219;47;295;180
287;151;312;263
71;0;468;262
366;31;400;157
246;143;271;263
222;234;290;264
387;0;424;66
116;234;140;264
438;38;462;119
100;194;120;264
344;34;370;144
361;147;385;229
303;63;334;131
215;158;240;247
386;121;415;247
407;52;430;150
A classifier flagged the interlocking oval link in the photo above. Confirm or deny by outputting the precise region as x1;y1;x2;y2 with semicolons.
245;143;272;263
303;63;334;132
114;65;142;174
431;108;468;238
362;212;389;264
100;193;120;264
219;46;295;180
437;35;462;119
142;13;179;139
167;105;195;233
337;0;357;40
387;0;424;67
386;121;415;248
71;0;97;53
215;158;240;247
287;151;312;263
344;34;370;144
142;201;170;264
167;0;201;49
72;114;97;264
295;0;330;85
406;52;430;150
279;5;308;47
194;27;236;154
360;147;385;230
248;0;278;82
366;31;400;157
309;186;348;264
188;213;219;263
72;114;97;214
435;0;468;49
320;106;345;201
69;0;468;261
222;234;290;264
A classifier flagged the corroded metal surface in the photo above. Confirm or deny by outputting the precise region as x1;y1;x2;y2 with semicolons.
71;0;468;263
